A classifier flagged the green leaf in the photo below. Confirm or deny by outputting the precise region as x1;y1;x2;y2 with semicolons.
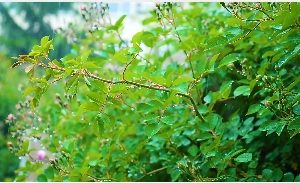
204;92;213;104
137;103;155;113
172;76;193;86
63;140;75;153
293;104;300;116
206;113;222;130
65;76;78;93
114;15;126;30
260;120;286;136
235;153;252;162
25;66;35;77
262;169;273;181
277;44;300;67
200;142;216;158
233;85;251;97
88;160;98;167
41;36;50;46
80;50;91;63
18;140;29;155
171;83;189;94
145;123;162;139
288;117;300;130
86;91;105;105
112;48;130;63
273;168;283;181
206;53;219;71
23;86;38;96
282;172;294;182
161;116;175;125
286;77;300;90
44;167;55;180
165;90;180;106
131;32;143;45
224;149;245;162
207;36;227;49
246;104;262;115
218;53;239;68
226;27;243;36
197;131;213;141
170;168;181;181
294;175;300;182
97;113;110;124
198;104;208;114
40;36;53;54
188;145;199;157
31;98;39;110
37;174;48;182
84;76;91;87
141;31;157;47
219;81;233;98
142;16;156;25
79;102;99;112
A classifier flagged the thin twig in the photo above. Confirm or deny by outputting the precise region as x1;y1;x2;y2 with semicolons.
137;167;168;180
233;21;262;44
122;53;138;81
100;83;112;112
167;8;201;101
87;173;115;182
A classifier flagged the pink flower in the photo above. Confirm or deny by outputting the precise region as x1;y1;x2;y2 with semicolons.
80;6;86;11
36;150;46;160
7;114;16;121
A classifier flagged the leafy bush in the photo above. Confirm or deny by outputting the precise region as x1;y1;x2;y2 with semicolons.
10;2;300;181
0;54;22;181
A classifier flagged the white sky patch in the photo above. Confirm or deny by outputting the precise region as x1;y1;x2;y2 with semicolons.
7;6;30;30
43;10;80;31
42;2;155;41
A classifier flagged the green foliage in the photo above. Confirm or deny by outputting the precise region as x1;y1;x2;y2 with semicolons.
9;2;300;182
0;55;22;181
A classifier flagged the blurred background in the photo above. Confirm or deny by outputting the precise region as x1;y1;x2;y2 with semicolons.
0;2;152;181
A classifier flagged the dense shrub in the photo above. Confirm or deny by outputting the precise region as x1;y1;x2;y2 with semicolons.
10;2;300;181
